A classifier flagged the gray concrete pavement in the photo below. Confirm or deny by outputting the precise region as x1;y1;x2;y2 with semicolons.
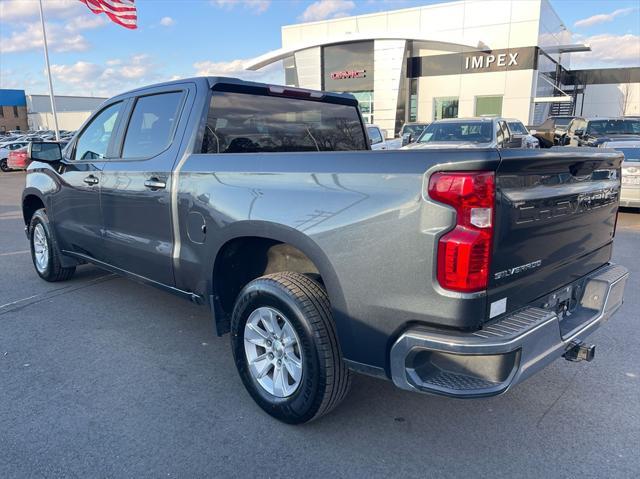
1;170;639;478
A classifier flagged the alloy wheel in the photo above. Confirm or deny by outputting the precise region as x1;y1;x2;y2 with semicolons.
243;306;303;398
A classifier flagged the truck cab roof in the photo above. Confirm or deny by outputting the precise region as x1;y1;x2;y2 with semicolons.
108;76;359;106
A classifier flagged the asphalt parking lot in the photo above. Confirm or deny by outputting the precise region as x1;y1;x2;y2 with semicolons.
1;170;639;478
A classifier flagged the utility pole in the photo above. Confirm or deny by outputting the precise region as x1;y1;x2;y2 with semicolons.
37;0;60;140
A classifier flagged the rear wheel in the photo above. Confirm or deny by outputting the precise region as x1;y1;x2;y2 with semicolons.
0;158;9;172
29;209;76;282
231;272;351;424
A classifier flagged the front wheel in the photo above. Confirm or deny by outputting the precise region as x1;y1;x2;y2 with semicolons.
231;272;351;424
29;209;76;282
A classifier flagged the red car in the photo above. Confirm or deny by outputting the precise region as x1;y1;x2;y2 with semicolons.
7;145;29;170
7;141;68;170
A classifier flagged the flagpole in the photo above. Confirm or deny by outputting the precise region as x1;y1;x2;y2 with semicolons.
37;0;60;141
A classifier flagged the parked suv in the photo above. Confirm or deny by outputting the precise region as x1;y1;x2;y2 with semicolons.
564;117;640;147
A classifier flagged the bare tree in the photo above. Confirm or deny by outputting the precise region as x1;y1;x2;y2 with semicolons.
619;83;631;116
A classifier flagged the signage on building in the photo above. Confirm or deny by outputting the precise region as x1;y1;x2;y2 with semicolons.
330;69;367;80
322;41;374;92
408;47;538;78
465;52;519;70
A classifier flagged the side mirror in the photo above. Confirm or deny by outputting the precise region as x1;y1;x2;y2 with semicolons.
574;129;584;137
402;133;413;146
28;141;62;163
369;138;374;145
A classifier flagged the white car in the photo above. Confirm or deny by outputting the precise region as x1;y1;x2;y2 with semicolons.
366;125;402;150
602;140;640;209
0;140;30;172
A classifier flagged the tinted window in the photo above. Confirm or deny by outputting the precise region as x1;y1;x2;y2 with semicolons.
402;124;427;136
74;102;122;161
419;121;493;143
508;122;527;135
367;126;383;144
122;92;183;158
433;97;458;120
202;91;367;153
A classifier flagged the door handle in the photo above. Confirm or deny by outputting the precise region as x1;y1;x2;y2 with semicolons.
144;178;166;190
84;175;99;185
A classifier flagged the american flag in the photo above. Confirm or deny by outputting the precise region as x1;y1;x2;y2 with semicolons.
78;0;137;30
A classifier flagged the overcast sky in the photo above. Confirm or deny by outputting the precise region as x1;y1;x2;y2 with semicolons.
1;0;639;97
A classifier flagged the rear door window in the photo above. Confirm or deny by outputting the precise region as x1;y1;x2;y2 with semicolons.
202;91;367;153
122;91;184;158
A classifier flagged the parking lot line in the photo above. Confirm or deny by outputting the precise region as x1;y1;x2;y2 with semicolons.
0;250;29;257
0;273;116;315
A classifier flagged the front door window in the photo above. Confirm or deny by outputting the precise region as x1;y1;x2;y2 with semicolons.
73;102;122;161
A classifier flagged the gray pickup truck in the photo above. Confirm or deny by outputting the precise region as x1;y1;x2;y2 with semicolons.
22;77;629;424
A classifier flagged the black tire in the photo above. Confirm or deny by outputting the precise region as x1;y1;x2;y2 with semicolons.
0;158;9;172
29;208;76;282
231;272;351;424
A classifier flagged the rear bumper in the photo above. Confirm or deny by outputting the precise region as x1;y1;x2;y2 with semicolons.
620;185;640;208
390;263;629;397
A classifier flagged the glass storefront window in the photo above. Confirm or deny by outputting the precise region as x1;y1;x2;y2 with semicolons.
475;95;503;116
433;97;458;120
284;56;298;87
409;79;418;122
352;91;374;124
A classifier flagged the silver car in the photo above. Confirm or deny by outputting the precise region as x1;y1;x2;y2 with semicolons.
403;117;522;149
603;140;640;208
505;118;540;148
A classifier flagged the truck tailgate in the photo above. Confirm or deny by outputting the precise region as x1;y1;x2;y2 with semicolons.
487;148;623;319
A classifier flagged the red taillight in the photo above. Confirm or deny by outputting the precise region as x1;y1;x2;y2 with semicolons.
428;171;495;292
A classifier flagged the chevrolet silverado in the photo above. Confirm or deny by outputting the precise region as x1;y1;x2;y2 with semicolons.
21;77;629;423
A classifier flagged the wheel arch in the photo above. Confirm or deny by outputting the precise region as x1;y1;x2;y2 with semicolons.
22;189;46;226
209;221;347;338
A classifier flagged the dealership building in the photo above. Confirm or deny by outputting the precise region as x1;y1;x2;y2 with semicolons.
247;0;640;137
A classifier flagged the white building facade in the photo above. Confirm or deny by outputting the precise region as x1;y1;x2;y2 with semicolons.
247;0;639;137
27;94;106;131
